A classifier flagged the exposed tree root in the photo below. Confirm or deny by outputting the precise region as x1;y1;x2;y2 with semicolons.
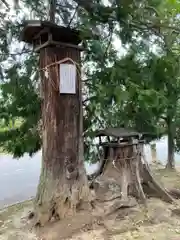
104;198;137;216
31;142;176;227
89;143;174;206
31;167;93;227
141;162;173;203
168;188;180;199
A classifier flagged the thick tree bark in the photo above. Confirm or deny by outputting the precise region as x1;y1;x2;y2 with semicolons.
34;47;91;226
90;143;173;205
166;117;175;169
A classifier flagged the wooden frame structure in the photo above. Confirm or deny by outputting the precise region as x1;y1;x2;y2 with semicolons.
21;20;84;52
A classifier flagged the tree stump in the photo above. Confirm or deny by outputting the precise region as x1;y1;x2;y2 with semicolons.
90;141;173;205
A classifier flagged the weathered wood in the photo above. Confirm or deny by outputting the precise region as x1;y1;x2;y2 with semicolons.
20;20;81;45
34;46;91;226
99;142;141;148
90;141;174;205
142;163;173;203
20;21;92;226
40;46;81;175
35;40;85;52
168;188;180;199
140;145;173;203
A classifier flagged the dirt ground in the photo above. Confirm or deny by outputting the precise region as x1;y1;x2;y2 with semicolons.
1;164;180;240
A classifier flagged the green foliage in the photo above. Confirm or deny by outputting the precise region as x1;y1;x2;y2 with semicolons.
0;0;180;161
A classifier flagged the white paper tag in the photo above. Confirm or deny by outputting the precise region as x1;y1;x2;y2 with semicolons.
59;64;76;94
44;69;49;79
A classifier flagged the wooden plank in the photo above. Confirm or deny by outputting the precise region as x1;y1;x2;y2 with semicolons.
33;27;49;40
34;40;85;52
99;142;140;148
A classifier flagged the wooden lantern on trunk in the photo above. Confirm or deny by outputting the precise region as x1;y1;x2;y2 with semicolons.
20;20;90;225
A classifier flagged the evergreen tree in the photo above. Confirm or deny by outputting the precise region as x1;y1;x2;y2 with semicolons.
0;0;180;224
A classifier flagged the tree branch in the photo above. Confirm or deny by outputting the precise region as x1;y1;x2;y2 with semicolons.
82;96;97;105
73;0;94;12
1;0;9;9
0;49;32;57
68;5;79;27
74;0;180;36
103;24;114;59
49;0;56;23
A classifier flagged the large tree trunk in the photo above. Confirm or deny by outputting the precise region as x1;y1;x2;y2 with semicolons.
34;47;91;226
166;117;175;169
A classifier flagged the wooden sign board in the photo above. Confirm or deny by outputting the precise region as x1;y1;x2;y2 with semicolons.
59;64;76;94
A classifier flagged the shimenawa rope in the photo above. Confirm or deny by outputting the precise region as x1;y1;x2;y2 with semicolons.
40;57;81;91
